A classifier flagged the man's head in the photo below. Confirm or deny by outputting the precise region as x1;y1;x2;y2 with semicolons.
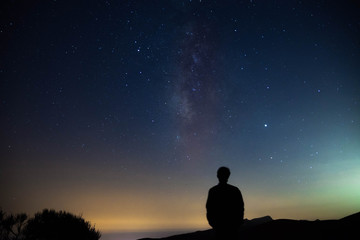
217;166;230;184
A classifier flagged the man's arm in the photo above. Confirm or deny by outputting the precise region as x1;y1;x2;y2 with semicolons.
206;189;215;228
237;189;245;222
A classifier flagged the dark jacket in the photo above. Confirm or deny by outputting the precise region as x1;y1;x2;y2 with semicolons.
206;183;244;230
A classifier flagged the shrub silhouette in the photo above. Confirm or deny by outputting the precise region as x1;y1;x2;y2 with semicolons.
0;209;27;240
24;209;100;240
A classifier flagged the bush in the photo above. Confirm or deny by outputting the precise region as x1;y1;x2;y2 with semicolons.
0;209;27;240
24;209;101;240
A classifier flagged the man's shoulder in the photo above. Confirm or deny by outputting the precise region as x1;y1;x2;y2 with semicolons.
209;183;240;192
208;184;223;193
227;184;240;191
209;185;219;192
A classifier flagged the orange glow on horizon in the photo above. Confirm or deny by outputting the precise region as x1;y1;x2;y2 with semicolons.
91;216;208;232
82;191;359;233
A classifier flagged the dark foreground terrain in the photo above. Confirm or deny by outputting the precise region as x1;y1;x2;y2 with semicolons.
139;212;359;240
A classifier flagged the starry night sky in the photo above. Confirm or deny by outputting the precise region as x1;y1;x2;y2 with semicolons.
1;0;360;233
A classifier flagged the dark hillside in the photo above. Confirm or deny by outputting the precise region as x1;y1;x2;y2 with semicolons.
139;212;359;240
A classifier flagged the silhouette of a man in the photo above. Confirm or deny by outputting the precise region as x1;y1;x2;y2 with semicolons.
206;167;244;239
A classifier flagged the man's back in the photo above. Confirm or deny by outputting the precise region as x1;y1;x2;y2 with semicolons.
206;183;244;230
